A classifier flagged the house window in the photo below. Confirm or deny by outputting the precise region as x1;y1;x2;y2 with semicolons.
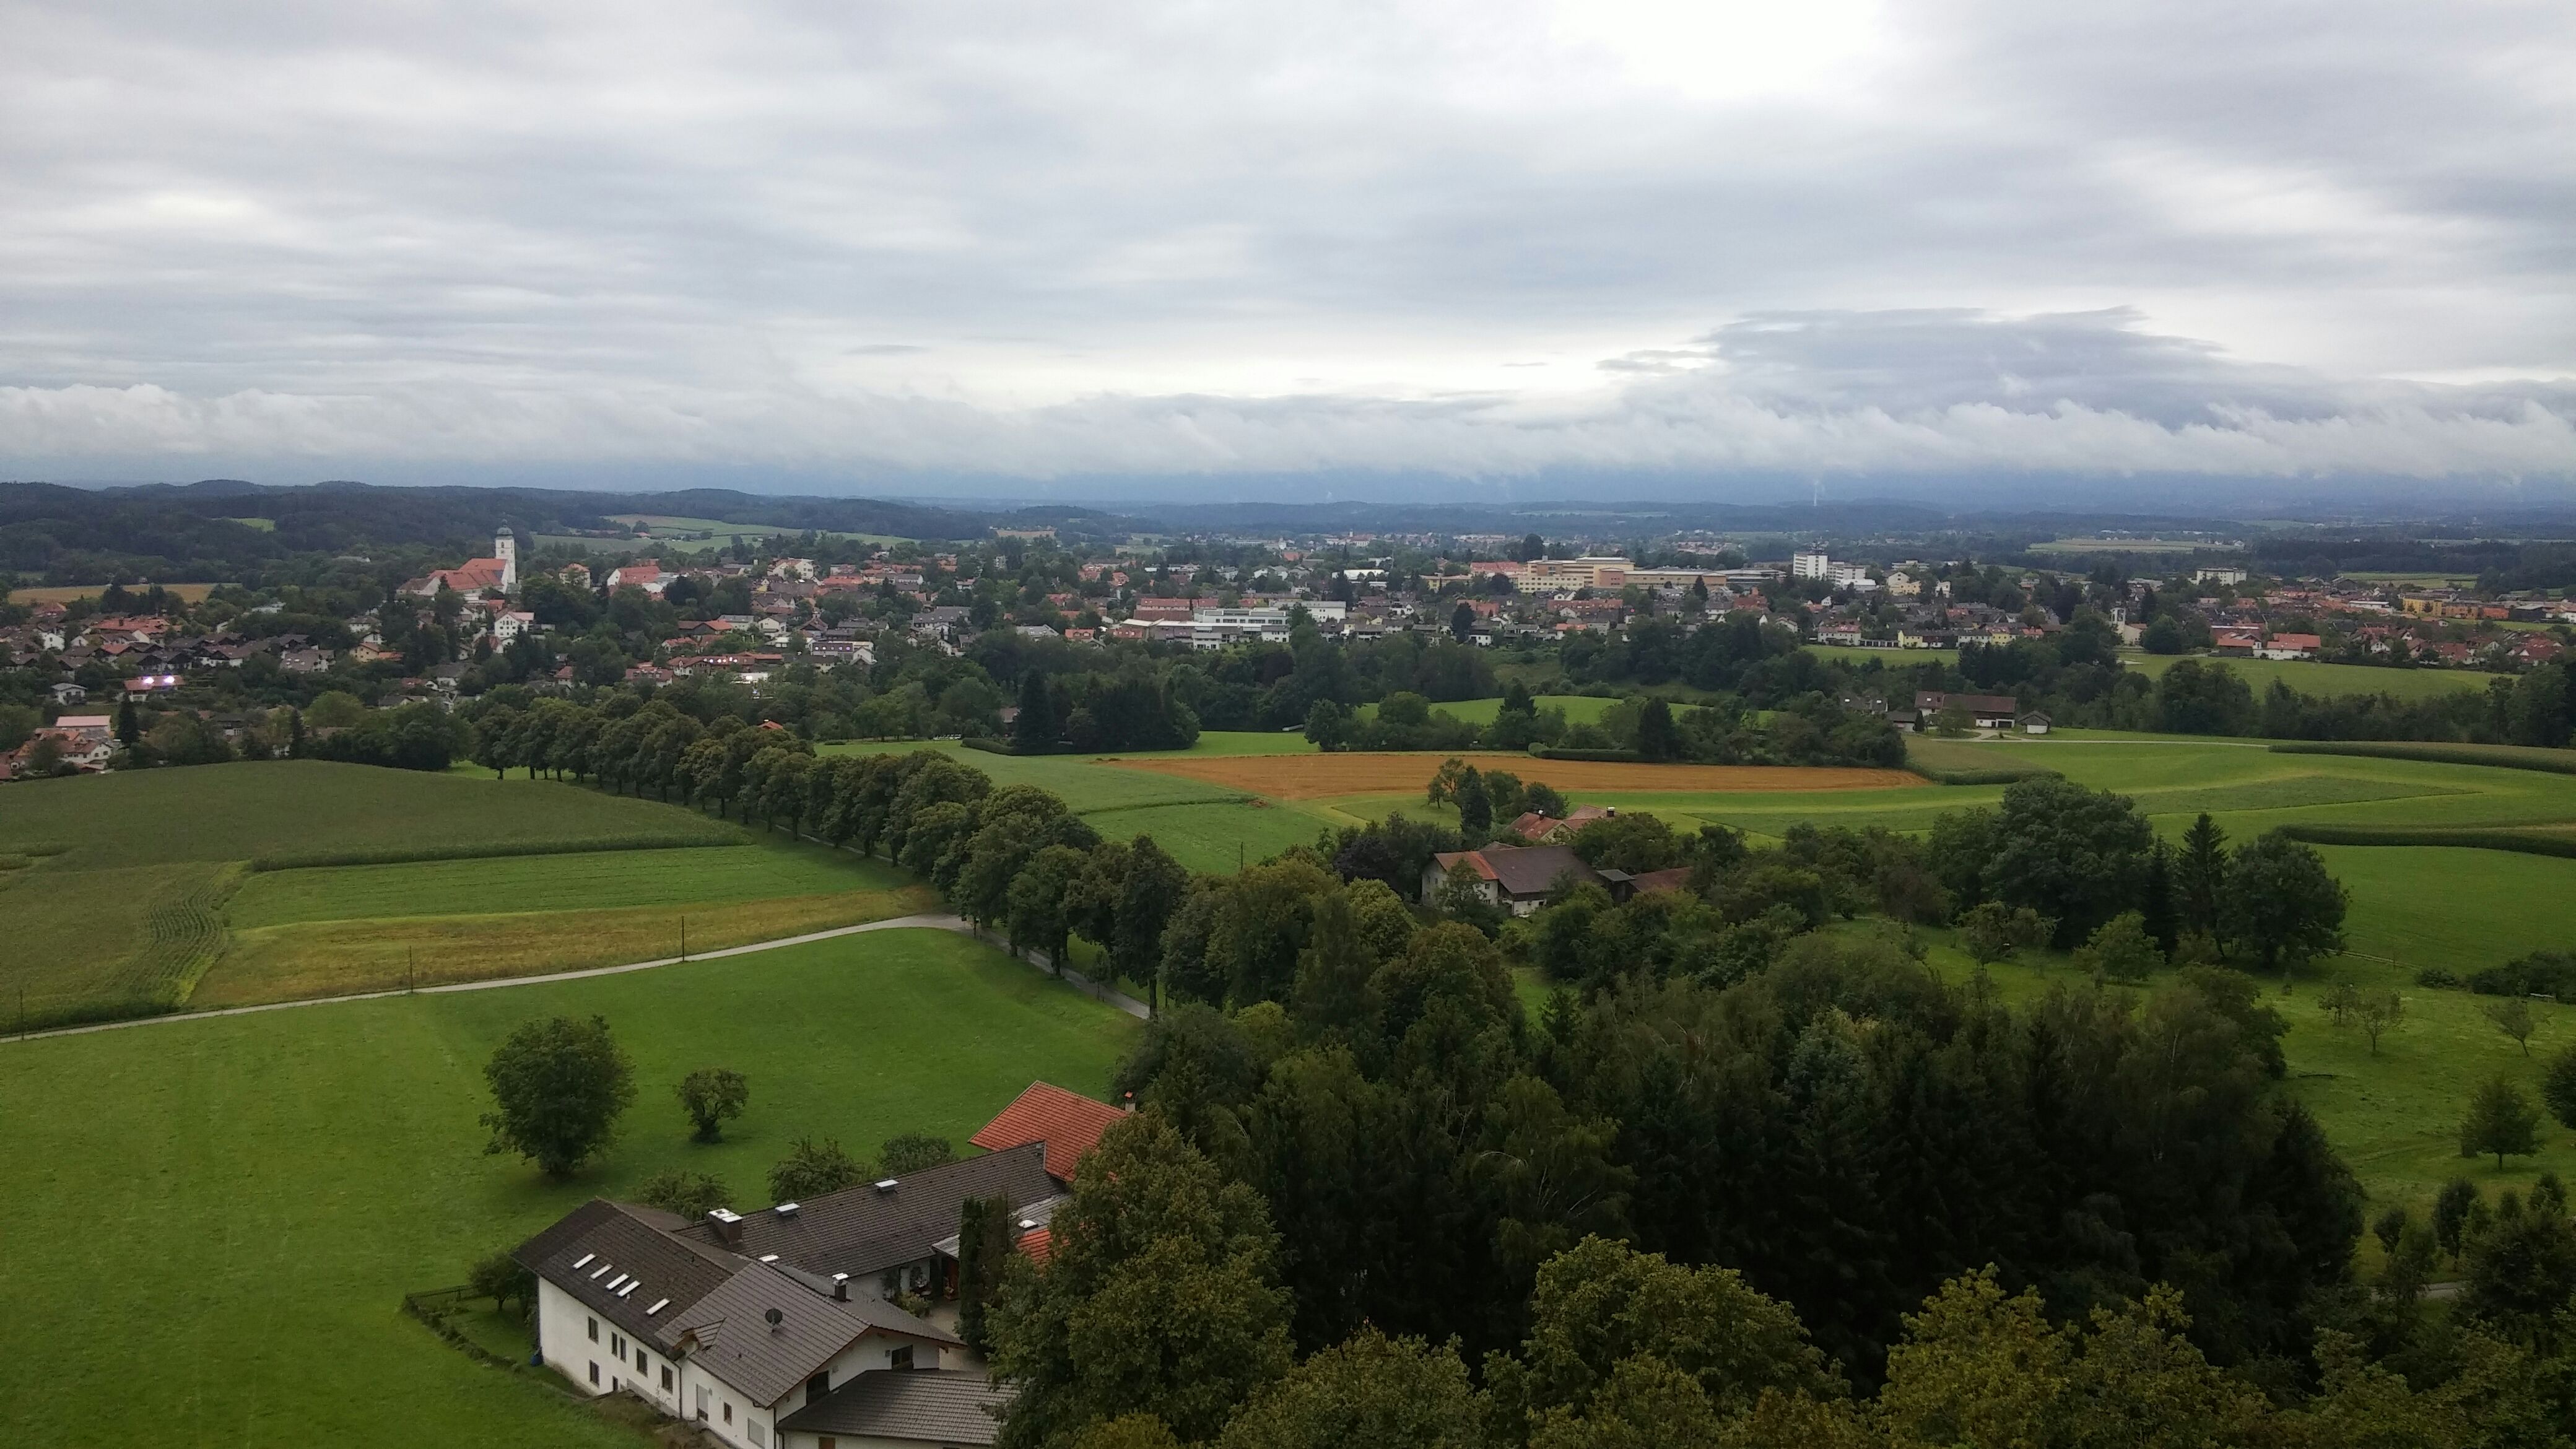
588;1362;600;1385
661;1365;674;1392
806;1372;831;1403
695;1386;710;1420
723;1403;733;1425
749;1424;767;1448
587;1316;599;1342
889;1345;914;1370
611;1332;625;1356
637;1347;648;1372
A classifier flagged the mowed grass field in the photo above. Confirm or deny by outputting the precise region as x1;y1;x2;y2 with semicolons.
1112;752;1920;799
0;929;1137;1449
201;836;932;1007
0;764;924;1025
0;760;743;869
1804;643;1960;667
822;738;1341;872
1355;694;1621;724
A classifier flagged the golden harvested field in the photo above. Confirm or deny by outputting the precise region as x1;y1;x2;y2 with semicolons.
7;581;219;605
1108;752;1921;799
193;884;937;1007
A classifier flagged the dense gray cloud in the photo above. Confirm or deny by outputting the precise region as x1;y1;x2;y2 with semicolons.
1;0;2570;495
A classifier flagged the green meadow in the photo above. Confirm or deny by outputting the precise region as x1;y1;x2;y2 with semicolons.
0;764;920;1027
1804;643;1960;667
819;737;1344;872
0;760;741;869
1354;694;1621;724
0;929;1136;1449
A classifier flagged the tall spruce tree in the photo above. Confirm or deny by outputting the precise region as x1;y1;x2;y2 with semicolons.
2140;840;2178;960
1455;767;1492;838
1014;669;1059;751
2178;813;2227;939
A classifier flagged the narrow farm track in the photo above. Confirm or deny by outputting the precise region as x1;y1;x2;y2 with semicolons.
6;909;1149;1045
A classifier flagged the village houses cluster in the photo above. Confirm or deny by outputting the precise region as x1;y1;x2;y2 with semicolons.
10;522;2574;780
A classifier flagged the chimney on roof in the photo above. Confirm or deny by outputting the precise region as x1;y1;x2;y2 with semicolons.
707;1207;744;1245
832;1273;850;1302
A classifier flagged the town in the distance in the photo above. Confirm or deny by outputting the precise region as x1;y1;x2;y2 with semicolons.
9;487;2576;1449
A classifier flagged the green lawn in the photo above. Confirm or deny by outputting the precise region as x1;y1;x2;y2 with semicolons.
0;761;744;869
1157;730;1318;756
1079;800;1339;874
2120;651;2505;700
1916;739;2576;837
228;837;902;928
0;765;903;1027
1355;695;1619;725
2323;846;2576;970
1804;643;1960;667
0;928;1136;1449
820;740;1251;811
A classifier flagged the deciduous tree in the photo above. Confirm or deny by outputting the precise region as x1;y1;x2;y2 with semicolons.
675;1066;749;1141
881;1132;955;1175
635;1168;733;1218
989;1113;1294;1449
1215;1327;1480;1449
770;1135;867;1201
2483;997;2539;1057
479;1016;635;1177
2460;1077;2543;1170
2221;832;2347;981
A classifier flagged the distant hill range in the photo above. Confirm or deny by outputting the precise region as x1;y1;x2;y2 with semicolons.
0;481;1024;585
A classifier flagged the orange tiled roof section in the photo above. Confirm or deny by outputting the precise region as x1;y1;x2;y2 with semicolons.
970;1081;1128;1183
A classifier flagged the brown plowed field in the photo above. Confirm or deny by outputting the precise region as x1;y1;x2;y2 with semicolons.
1108;752;1921;800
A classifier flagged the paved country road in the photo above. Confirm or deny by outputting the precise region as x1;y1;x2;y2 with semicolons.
6;912;1149;1045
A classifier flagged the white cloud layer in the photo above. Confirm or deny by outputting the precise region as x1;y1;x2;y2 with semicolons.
2;1;2572;492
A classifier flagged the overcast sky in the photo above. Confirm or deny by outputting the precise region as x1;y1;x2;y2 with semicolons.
4;0;2573;502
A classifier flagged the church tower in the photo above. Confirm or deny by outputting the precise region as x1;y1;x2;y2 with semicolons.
495;529;518;593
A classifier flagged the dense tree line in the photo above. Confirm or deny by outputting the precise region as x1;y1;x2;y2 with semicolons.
1305;680;1904;768
946;790;2576;1445
453;680;2576;1443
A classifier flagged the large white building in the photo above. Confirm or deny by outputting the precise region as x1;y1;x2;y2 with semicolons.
514;1082;1128;1449
516;1147;1052;1449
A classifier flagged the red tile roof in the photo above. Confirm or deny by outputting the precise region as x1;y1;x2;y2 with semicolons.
970;1082;1127;1183
1017;1227;1055;1264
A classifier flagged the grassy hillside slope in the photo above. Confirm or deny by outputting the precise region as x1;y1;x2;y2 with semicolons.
0;929;1136;1449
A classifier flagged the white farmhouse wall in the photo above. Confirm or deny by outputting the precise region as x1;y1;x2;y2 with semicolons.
537;1278;612;1395
536;1278;688;1414
679;1360;779;1449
